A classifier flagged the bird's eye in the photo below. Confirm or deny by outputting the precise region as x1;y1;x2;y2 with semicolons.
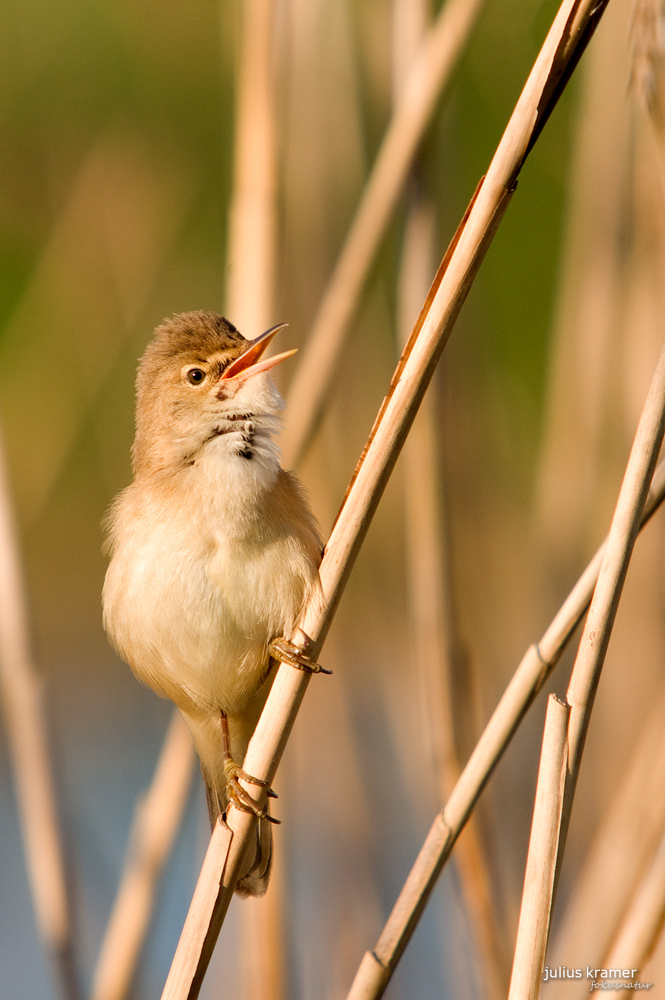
186;368;206;385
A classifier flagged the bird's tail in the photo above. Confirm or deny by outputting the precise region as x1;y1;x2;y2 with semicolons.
183;707;273;897
203;767;273;897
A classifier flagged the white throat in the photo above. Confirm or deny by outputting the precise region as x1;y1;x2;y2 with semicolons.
187;371;285;528
198;409;281;485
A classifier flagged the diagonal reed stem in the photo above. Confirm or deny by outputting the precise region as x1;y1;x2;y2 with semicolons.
554;331;665;909
603;828;665;983
90;712;195;1000
160;0;613;994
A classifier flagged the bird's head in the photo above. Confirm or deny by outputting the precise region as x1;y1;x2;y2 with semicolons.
132;311;295;475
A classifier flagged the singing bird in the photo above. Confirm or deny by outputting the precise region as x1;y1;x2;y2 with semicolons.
103;311;323;896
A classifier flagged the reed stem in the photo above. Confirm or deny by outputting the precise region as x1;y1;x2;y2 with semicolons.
160;0;613;992
0;429;79;1000
507;696;569;1000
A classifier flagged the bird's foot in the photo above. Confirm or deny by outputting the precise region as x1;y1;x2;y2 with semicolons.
223;758;280;823
268;634;331;674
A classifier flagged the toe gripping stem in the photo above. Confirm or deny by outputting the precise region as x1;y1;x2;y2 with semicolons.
220;712;280;823
268;634;332;675
224;762;280;824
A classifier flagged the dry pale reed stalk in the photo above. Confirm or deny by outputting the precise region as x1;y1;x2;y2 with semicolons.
559;335;665;873
508;696;569;1000
345;451;665;1000
225;0;277;335
548;681;665;997
391;0;428;99
630;0;665;114
0;430;79;1000
630;0;665;290
603;830;665;984
159;0;614;993
281;0;488;469
224;3;289;997
398;207;459;794
240;858;288;1000
165;0;612;993
90;712;195;1000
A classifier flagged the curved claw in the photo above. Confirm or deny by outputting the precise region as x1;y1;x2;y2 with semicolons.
223;761;272;789
226;777;281;823
223;759;280;822
268;636;332;675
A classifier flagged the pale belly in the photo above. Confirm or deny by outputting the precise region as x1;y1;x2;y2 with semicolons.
103;511;314;717
104;438;320;721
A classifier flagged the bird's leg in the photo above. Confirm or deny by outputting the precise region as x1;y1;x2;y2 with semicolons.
268;631;332;674
220;711;279;822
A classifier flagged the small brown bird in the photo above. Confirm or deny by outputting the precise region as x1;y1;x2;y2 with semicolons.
103;311;323;896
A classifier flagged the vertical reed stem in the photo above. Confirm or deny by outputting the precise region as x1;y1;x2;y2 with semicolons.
508;696;569;1000
0;430;79;1000
281;0;488;468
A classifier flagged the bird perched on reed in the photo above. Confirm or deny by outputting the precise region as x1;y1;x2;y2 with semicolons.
103;311;323;896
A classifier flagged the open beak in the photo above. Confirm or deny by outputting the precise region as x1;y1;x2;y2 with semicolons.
220;323;297;383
